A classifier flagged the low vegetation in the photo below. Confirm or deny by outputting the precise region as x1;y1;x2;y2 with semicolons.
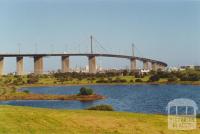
135;78;143;82
0;105;199;134
86;104;114;111
1;69;200;87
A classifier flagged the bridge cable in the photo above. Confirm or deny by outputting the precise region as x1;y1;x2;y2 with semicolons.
92;37;108;53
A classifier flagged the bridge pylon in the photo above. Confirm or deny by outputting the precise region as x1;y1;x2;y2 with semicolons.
90;35;93;54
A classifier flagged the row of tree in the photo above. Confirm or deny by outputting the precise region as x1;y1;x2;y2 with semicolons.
148;69;200;82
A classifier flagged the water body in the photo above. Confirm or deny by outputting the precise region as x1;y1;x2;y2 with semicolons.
0;84;200;114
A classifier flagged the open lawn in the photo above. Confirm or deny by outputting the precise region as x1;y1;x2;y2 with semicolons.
0;105;199;134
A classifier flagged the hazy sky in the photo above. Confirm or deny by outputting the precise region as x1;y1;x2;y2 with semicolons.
0;0;199;73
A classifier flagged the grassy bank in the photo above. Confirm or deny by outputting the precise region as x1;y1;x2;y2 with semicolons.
0;74;199;101
0;105;199;134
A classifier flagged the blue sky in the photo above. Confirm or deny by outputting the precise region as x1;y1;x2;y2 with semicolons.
0;0;199;73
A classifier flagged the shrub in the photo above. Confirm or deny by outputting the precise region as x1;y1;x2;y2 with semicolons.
135;79;143;82
96;78;108;83
27;75;39;84
135;72;143;78
168;76;178;82
23;90;30;94
129;79;134;83
79;87;93;95
112;77;121;83
86;104;114;111
12;77;24;85
149;74;160;82
180;73;200;81
112;77;127;83
120;79;127;83
107;77;112;82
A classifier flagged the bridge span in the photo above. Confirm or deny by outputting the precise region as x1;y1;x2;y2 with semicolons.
0;53;167;75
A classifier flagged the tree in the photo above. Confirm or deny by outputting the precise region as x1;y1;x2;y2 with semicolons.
27;74;39;84
79;87;94;95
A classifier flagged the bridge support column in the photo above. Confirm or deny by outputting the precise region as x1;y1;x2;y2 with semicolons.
16;57;24;75
130;58;136;71
0;57;4;75
34;56;43;75
88;56;96;73
158;64;165;71
61;56;69;73
143;61;149;70
152;62;158;71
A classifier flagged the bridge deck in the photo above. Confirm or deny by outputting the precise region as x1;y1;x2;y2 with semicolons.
0;53;167;66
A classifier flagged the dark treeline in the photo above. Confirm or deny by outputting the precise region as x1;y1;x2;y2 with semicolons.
148;69;200;82
1;69;200;85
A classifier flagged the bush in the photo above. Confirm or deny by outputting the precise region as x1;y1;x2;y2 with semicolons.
79;87;93;95
129;79;134;83
135;79;143;82
149;74;160;82
96;78;108;83
112;77;121;83
135;73;143;78
180;73;200;81
27;75;39;84
168;76;178;82
86;104;114;111
12;77;24;85
112;77;127;83
23;90;30;94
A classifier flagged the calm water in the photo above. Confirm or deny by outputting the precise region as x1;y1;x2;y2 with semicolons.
0;84;200;114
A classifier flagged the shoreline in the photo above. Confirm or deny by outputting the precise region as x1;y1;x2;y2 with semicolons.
0;93;105;101
19;81;200;89
0;81;199;101
3;105;199;134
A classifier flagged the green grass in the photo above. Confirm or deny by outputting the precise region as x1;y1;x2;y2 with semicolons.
1;74;200;86
0;105;199;134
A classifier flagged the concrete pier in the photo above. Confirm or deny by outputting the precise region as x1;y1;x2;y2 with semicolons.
158;64;165;71
152;62;158;71
88;56;96;73
61;56;69;73
130;58;136;71
34;56;43;75
16;57;24;75
143;61;149;70
0;57;4;75
0;53;167;75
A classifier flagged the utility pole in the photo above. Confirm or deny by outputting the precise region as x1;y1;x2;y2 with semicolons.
132;43;135;57
90;35;93;54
